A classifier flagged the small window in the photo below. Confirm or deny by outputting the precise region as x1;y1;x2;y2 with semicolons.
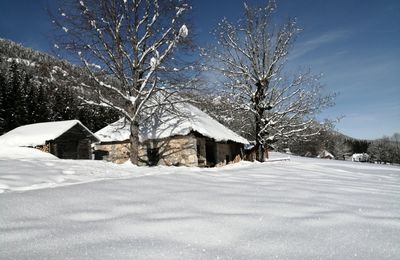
147;147;160;166
94;150;109;160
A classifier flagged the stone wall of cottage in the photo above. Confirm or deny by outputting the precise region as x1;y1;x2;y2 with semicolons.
95;142;131;164
95;134;246;167
141;135;198;167
95;134;198;166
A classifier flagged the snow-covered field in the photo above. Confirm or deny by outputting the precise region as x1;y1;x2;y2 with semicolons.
1;150;399;259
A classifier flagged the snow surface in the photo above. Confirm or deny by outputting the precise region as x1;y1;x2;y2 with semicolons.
0;146;58;160
0;120;98;147
1;152;399;259
96;103;249;144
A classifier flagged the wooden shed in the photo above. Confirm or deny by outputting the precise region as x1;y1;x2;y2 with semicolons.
0;120;99;159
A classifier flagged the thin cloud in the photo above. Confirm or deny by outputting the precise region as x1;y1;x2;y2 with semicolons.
316;54;400;93
289;30;351;60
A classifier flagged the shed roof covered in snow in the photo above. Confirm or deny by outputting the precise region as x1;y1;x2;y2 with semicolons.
0;120;99;147
96;102;249;144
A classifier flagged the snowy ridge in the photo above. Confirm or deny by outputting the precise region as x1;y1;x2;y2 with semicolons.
0;120;99;147
96;102;249;144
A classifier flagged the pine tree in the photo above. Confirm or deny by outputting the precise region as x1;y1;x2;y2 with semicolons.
19;74;32;125
77;105;119;132
51;86;78;121
0;72;7;134
6;62;26;130
35;84;50;123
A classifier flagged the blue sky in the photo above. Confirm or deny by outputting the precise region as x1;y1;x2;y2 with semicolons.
0;0;399;139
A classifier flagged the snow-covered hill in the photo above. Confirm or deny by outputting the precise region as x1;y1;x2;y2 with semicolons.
0;153;399;259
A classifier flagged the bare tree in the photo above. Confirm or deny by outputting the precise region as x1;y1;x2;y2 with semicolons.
204;1;334;161
393;133;400;162
368;137;391;163
51;0;194;164
368;133;400;164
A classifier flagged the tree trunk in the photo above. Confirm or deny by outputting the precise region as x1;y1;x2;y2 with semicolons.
130;118;140;164
255;114;265;162
254;81;266;162
256;143;265;162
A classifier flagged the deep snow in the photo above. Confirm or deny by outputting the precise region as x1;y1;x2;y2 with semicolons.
0;151;399;259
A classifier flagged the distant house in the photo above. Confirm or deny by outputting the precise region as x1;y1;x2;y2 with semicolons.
352;153;370;162
0;120;99;159
94;102;249;167
317;150;335;160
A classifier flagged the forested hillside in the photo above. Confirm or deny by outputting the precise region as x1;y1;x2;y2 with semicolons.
0;38;118;134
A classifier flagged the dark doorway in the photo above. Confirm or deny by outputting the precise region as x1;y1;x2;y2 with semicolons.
205;141;216;166
147;147;160;166
56;143;64;158
55;141;78;159
77;139;91;159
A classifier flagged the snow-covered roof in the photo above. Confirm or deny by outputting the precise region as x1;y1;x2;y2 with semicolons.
0;120;99;147
96;102;249;144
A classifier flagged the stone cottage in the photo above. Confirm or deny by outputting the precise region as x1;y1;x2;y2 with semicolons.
94;102;249;167
0;120;99;159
